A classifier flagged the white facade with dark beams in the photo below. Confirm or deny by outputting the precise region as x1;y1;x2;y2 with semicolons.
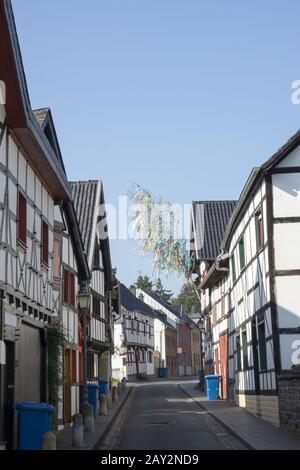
71;181;113;386
196;129;300;434
117;283;155;379
190;201;237;396
0;0;90;448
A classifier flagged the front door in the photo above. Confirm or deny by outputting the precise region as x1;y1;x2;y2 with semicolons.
219;333;228;400
64;349;71;424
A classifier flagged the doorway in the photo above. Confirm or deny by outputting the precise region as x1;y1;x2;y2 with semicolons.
219;333;228;400
64;349;71;424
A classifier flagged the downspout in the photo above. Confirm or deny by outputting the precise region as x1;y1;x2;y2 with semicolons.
215;250;229;272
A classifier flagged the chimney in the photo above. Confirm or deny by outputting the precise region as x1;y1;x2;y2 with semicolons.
129;286;136;296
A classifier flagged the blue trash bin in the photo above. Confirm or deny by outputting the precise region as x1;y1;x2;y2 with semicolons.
98;379;108;397
205;375;221;400
13;402;54;450
159;367;168;379
80;384;99;417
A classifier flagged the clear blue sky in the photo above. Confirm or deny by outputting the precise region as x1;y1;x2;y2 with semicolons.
13;0;300;295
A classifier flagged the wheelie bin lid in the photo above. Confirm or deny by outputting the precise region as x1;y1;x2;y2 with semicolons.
13;402;54;412
205;375;221;379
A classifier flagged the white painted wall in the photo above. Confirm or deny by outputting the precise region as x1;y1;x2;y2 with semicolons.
154;318;166;362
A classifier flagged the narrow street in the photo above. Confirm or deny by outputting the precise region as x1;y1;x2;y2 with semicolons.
99;381;246;451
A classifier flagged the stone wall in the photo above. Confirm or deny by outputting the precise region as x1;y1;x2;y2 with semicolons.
235;393;280;427
278;374;300;438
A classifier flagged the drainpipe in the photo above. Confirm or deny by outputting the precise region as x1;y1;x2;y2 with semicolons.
215;250;229;272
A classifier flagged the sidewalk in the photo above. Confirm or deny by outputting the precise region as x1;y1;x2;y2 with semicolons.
55;387;132;450
179;381;300;450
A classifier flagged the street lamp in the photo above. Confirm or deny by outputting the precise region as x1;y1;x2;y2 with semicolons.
78;284;91;408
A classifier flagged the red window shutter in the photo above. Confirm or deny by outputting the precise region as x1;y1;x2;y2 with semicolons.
42;220;49;265
63;269;69;304
72;350;77;383
18;192;27;245
70;272;75;306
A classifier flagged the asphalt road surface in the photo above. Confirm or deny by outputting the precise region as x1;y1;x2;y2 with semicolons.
99;381;245;450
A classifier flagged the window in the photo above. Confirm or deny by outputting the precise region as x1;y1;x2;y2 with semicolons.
242;329;248;369
231;254;236;282
70;272;75;306
93;239;101;270
255;209;264;251
41;220;49;265
63;269;69;304
258;320;267;370
87;352;94;379
72;350;77;383
148;351;153;363
64;269;75;306
221;295;225;318
131;320;134;333
236;334;242;371
212;304;217;325
238;236;246;270
17;191;27;245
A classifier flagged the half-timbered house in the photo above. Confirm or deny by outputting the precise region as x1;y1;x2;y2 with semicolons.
194;130;300;434
118;284;155;379
70;181;113;387
0;0;88;446
190;201;237;389
135;289;181;376
34;109;90;428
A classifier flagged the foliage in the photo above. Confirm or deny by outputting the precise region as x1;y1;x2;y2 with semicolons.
128;184;195;278
47;324;67;408
131;274;154;294
153;277;173;302
172;281;200;315
131;274;173;302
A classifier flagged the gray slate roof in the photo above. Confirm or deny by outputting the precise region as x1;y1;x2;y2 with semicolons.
142;290;182;318
70;180;101;259
120;284;156;317
192;200;237;261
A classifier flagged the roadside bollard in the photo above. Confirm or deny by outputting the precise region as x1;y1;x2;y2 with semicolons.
99;394;108;416
72;413;84;448
42;432;56;450
82;402;95;432
121;379;126;391
106;390;112;408
112;385;119;402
